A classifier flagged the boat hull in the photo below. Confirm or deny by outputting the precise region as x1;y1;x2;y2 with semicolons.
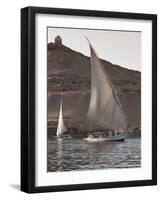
85;137;107;142
108;136;125;142
85;135;126;142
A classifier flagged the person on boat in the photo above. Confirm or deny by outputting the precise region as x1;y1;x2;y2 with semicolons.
109;131;112;137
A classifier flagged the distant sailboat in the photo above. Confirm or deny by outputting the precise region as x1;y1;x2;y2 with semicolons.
56;100;68;139
85;38;128;142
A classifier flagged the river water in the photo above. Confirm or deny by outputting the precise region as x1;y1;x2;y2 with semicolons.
47;138;141;172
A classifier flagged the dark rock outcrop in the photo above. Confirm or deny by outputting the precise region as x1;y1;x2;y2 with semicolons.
47;40;141;131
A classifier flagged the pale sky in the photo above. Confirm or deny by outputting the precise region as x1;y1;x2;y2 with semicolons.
48;27;141;71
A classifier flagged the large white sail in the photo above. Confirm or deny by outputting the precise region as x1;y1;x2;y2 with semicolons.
56;100;67;138
87;39;127;130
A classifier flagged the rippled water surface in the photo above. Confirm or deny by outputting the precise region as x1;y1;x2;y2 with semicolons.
47;138;141;172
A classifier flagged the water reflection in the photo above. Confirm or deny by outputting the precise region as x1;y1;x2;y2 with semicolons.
57;140;63;171
47;138;141;172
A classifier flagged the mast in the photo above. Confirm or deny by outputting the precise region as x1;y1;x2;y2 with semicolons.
56;99;67;138
86;38;128;130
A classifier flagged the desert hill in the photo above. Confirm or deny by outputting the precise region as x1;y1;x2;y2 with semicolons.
47;37;141;133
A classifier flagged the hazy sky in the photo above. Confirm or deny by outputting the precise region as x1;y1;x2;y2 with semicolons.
48;27;141;71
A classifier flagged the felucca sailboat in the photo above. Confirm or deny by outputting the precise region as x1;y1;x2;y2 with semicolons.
56;99;69;139
85;38;128;142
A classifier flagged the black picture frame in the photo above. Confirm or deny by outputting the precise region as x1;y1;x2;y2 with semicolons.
21;6;157;193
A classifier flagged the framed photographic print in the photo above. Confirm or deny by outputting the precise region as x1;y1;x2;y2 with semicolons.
21;6;157;193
